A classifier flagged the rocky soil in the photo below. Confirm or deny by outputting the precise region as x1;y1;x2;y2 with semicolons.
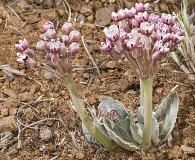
0;0;194;159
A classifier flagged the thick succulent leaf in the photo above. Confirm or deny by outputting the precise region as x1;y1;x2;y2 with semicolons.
151;116;160;146
82;123;96;143
103;118;139;151
137;106;144;124
98;96;129;119
154;92;179;141
93;118;110;138
128;111;143;144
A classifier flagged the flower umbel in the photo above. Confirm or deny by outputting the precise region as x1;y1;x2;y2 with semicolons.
15;21;81;78
100;3;185;79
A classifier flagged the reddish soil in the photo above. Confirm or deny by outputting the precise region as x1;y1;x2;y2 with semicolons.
0;0;194;160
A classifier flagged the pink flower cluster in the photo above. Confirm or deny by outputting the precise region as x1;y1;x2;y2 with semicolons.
100;3;185;78
15;21;81;77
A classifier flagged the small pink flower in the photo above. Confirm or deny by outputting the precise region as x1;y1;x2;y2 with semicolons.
155;30;170;42
171;23;185;35
103;25;120;42
125;36;140;50
15;38;29;51
131;19;140;27
111;12;119;21
49;39;61;53
16;52;26;63
117;9;127;20
140;22;154;35
148;14;159;24
161;13;176;25
100;39;114;53
135;11;148;23
62;22;73;34
135;3;144;12
170;32;184;44
42;21;54;33
69;30;81;42
119;29;127;41
127;7;136;18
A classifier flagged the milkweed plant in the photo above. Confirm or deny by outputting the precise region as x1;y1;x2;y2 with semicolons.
15;3;185;153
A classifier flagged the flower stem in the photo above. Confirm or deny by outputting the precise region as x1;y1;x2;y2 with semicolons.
64;73;115;151
140;77;153;153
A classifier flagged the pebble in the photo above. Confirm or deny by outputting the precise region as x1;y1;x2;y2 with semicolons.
40;108;49;117
160;2;168;12
0;108;9;117
95;6;115;26
80;4;93;16
109;0;115;3
105;61;117;69
40;125;52;141
4;89;17;99
9;108;17;116
0;116;17;132
87;15;94;22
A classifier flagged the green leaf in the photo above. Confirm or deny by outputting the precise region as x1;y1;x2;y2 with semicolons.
128;111;143;144
154;92;179;141
103;118;140;151
137;106;159;145
98;96;129;119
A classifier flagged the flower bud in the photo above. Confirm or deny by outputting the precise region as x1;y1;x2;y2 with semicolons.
50;53;59;65
62;22;73;34
170;32;184;44
36;40;46;51
135;3;144;12
69;30;81;42
23;48;35;59
44;29;57;40
28;58;37;68
42;21;54;33
127;7;136;18
61;35;70;45
131;19;140;27
15;38;29;51
69;42;80;54
148;14;159;24
100;39;114;53
119;29;127;41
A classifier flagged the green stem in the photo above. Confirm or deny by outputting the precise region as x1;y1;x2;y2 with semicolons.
140;77;153;153
139;78;144;107
64;73;115;151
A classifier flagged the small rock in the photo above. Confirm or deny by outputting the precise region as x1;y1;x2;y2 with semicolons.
40;125;52;141
3;97;20;108
87;15;94;22
105;61;117;69
9;108;17;116
167;146;182;159
25;14;40;24
80;4;93;16
77;14;86;23
181;145;195;153
30;84;37;94
41;108;49;117
4;89;17;99
0;18;3;24
95;6;115;26
160;3;168;12
0;108;9;117
18;92;31;101
0;116;17;132
109;0;115;3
